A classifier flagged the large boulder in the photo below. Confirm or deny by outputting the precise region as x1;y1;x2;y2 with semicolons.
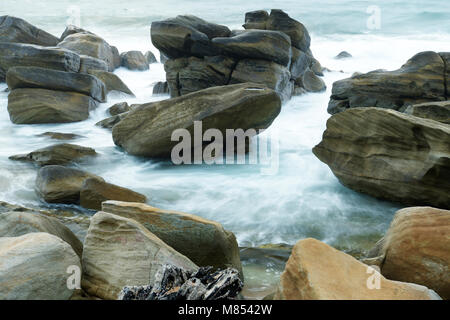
145;51;157;64
152;81;169;95
0;233;81;300
112;83;281;157
328;51;447;114
7;88;98;124
404;101;450;124
274;238;440;300
151;15;230;59
9;143;97;166
57;32;117;71
102;201;242;277
367;207;450;299
35;165;104;204
312;107;450;208
0;211;83;258
0;43;80;81
120;51;149;71
86;70;134;96
79;55;109;73
81;211;198;300
0;15;59;46
6;66;107;102
80;179;147;211
298;68;326;92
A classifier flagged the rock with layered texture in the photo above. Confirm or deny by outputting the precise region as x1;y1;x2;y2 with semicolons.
6;66;106;102
274;238;441;300
79;55;109;73
0;211;83;258
86;70;134;96
9;143;96;166
95;112;129;130
404;101;450;124
8;88;98;124
112;83;281;158
81;211;198;300
0;15;59;46
102;201;242;277
60;25;92;41
35;165;104;204
328;51;447;114
120;51;149;71
152;81;169;95
0;233;81;300
108;102;130;116
367;207;450;300
0;43;80;81
313;107;450;208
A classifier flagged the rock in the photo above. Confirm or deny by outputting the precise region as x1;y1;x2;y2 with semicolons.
0;43;80;81
86;70;134;96
119;265;242;300
0;211;83;258
81;211;198;300
9;143;96;166
328;51;447;114
145;51;157;64
404;101;450;124
37;132;84;140
35;165;104;204
160;52;169;64
274;238;440;300
108;102;130;116
120;51;149;71
312;107;450;208
151;15;230;59
79;55;109;73
8;88;98;124
58;32;117;71
152;81;169;95
102;201;243;276
368;207;450;299
0;233;81;300
290;47;311;79
335;51;352;59
111;46;121;69
292;86;307;96
60;25;91;41
80;179;146;211
0;15;59;46
243;10;269;30
95;113;128;130
6;66;107;102
112;83;281;157
310;57;324;76
299;68;326;92
212;30;292;67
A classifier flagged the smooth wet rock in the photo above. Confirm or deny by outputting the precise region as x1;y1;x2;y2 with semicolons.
0;211;83;258
299;68;326;92
79;55;109;73
274;238;441;300
80;179;146;211
0;233;81;300
0;15;59;46
95;113;128;130
335;51;352;59
81;211;198;300
0;43;80;81
9;143;96;166
152;81;169;95
313;107;450;208
6;66;107;102
37;132;84;141
102;201;242;277
87;70;134;96
35;165;104;204
145;51;157;64
310;57;324;76
243;10;269;30
120;51;149;71
8;88;98;124
328;51;447;114
404;101;450;124
108;102;130;116
290;47;311;79
112;83;281;157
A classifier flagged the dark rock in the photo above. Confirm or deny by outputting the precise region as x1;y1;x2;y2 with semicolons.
79;55;109;73
243;10;269;30
37;132;84;140
8;88;98;124
404;101;450;124
152;81;169;95
118;265;243;300
145;51;158;64
111;46;121;69
95;113;128;130
290;47;311;79
160;52;169;64
6;66;107;102
120;51;149;71
299;68;326;92
310;57;324;76
335;51;352;59
0;15;59;46
87;70;134;96
108;102;130;116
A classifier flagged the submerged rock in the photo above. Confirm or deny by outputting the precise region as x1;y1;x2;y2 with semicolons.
404;101;450;124
120;51;149;71
87;69;134;96
313;107;450;208
335;51;352;59
0;15;59;46
37;132;84;141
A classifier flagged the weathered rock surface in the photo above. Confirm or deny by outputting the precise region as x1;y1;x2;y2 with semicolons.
102;201;242;276
298;68;326;92
35;165;104;204
37;132;84;141
328;51;447;114
0;211;83;258
120;51;149;71
8;88;98;124
6;66;107;102
274;238;441;300
404;101;450;124
81;211;198;300
60;25;92;41
367;207;450;299
0;43;80;81
313;108;450;208
108;102;130;116
79;55;109;73
0;233;81;300
95;112;128;130
145;51;157;64
112;83;281;157
9;143;96;166
0;15;59;46
119;265;242;300
152;81;169;95
80;179;146;211
87;70;134;96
